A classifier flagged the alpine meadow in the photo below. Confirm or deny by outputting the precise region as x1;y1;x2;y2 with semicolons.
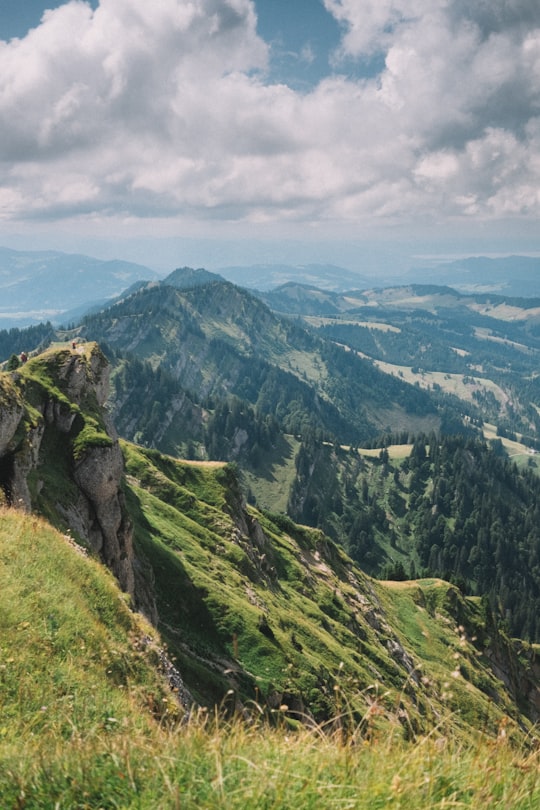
1;262;540;808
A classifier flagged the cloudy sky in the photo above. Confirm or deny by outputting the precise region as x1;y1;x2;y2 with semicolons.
0;0;539;273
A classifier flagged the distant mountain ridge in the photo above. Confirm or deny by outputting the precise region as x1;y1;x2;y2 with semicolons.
257;279;540;321
78;269;442;451
2;247;540;328
0;246;159;327
412;255;540;297
218;255;540;297
217;262;376;292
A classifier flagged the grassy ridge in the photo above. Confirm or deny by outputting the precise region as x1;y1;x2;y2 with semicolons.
1;503;539;807
122;444;537;741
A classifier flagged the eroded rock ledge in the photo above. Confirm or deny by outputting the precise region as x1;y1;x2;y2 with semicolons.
0;344;135;597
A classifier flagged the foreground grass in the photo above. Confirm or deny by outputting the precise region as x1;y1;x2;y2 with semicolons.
1;714;539;809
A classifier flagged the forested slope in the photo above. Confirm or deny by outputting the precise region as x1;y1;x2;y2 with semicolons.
79;274;443;452
286;433;540;640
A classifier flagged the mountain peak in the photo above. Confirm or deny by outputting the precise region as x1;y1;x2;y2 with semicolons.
163;266;225;289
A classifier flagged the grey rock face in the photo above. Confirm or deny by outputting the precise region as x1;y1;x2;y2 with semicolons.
0;399;23;455
74;441;134;595
0;345;137;599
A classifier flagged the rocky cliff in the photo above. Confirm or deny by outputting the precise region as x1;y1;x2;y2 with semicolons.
0;344;135;596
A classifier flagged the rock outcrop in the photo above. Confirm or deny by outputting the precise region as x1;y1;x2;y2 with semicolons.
0;344;136;597
72;441;134;595
0;391;24;456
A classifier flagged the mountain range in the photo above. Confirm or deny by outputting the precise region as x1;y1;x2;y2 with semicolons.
411;255;540;297
2;258;540;803
3;265;540;636
0;247;159;327
2;246;540;327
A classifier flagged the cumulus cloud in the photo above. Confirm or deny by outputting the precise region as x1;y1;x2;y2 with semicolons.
0;0;539;233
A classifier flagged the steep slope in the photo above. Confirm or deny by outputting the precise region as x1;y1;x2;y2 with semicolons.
121;441;540;733
284;434;540;640
0;507;177;724
2;513;539;809
0;506;189;806
1;345;538;737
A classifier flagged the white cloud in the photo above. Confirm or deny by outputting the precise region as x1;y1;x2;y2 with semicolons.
0;0;539;237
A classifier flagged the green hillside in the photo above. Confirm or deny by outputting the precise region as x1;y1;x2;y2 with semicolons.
284;432;540;640
1;343;540;807
3;283;540;639
4;343;535;733
0;507;180;806
1;491;539;807
72;272;467;555
120;442;540;735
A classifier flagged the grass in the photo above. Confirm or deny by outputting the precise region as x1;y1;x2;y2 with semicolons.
357;443;413;459
12;343;114;465
372;359;508;407
0;508;171;718
0;372;23;408
2;341;540;806
242;433;301;512
304;315;401;333
1;500;539;807
2;690;539;808
483;423;540;469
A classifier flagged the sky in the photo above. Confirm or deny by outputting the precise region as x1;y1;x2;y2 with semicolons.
0;0;539;274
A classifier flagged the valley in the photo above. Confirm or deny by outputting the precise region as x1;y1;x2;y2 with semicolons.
1;264;540;806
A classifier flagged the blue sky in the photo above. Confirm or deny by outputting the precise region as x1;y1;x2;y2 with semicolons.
0;1;539;274
0;1;77;39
